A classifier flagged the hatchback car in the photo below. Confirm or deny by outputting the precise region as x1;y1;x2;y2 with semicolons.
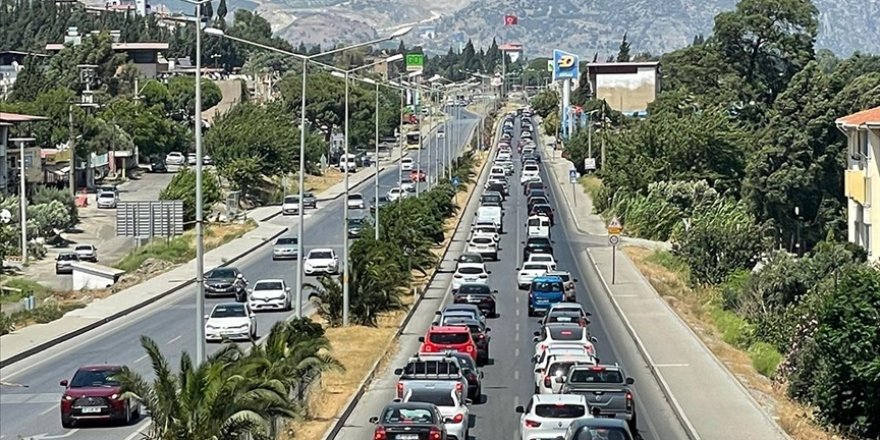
516;394;593;440
452;263;491;291
204;302;256;342
55;252;80;274
304;248;339;275
402;382;472;440
96;191;117;209
453;283;498;317
60;365;140;427
246;279;291;311
400;157;415;171
204;267;248;300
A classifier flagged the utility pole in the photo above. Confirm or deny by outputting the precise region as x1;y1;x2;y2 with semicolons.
600;101;606;171
68;105;75;197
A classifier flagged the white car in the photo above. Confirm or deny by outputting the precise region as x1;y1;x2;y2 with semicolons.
400;157;414;171
165;151;185;165
204;302;256;342
246;279;292;311
452;262;490;291
347;193;366;210
521;165;541;184
526;253;557;268
496;152;511;162
187;153;198;165
466;236;498;261
96;191;117;209
534;353;597;394
403;382;471;440
516;394;593;440
469;226;499;243
534;325;598;359
282;195;301;215
387;187;405;202
489;166;506;181
304;248;339;275
527;215;551;238
517;262;554;289
401;180;416;193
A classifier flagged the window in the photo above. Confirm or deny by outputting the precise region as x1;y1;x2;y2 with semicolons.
865;224;872;257
408;389;455;407
534;403;586;418
70;369;121;387
458;267;484;275
549;327;584;341
570;369;624;384
255;282;283;290
212;305;247;318
382;407;435;424
429;332;470;345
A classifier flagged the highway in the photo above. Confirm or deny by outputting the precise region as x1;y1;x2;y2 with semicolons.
333;113;690;440
0;107;482;440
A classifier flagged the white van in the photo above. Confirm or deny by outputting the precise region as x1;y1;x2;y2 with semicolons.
476;206;503;232
527;215;551;238
489;166;506;181
338;154;357;172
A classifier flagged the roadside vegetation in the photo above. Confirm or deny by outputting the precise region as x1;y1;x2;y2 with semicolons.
529;0;880;437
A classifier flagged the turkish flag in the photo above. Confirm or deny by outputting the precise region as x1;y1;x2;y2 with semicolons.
504;15;518;25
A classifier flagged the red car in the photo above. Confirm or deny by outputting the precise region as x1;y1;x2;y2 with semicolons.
60;365;141;427
410;169;427;182
419;326;478;360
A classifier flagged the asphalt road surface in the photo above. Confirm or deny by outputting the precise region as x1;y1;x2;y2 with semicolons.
331;115;690;440
0;108;481;440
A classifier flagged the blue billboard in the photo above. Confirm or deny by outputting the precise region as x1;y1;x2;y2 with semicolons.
552;49;580;81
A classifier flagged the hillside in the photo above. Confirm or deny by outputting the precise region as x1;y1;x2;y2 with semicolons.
153;0;880;57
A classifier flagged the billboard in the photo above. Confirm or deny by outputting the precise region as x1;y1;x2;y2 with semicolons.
552;49;579;81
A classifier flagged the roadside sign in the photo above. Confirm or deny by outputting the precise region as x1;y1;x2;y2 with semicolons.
547;60;553;72
607;216;622;235
569;168;578;183
406;53;424;72
609;235;620;246
584;158;596;170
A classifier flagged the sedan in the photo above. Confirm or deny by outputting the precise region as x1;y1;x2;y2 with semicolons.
347;193;366;210
165;151;185;165
272;237;299;260
246;279;292;311
453;283;498;317
452;263;490;291
204;302;256;342
304;248;339;275
55;252;79;274
74;244;98;262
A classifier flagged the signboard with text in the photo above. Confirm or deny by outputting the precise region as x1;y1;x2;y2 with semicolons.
552;49;580;81
405;53;424;72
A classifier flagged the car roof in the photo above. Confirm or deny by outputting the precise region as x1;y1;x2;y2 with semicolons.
255;278;284;283
428;325;471;333
531;394;587;405
77;364;123;371
456;262;486;270
545;270;571;276
309;248;334;253
383;401;437;411
569;418;630;430
533;275;564;282
444;304;480;312
550;303;584;311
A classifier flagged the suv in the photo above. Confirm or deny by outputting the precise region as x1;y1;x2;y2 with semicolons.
55;252;80;274
440;317;491;365
59;365;141;427
515;394;593;440
393;353;469;400
561;364;637;431
74;244;98;262
419;326;478;361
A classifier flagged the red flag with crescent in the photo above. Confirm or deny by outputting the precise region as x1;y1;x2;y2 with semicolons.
504;15;518;25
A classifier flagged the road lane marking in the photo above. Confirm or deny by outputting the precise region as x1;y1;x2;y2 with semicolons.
514;370;519;380
122;419;152;440
167;335;182;344
516;308;521;317
515;332;519;342
135;354;149;363
515;322;520;332
39;405;56;416
655;363;690;368
515;348;520;357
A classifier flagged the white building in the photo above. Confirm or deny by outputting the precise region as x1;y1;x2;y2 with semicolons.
836;106;880;262
586;61;660;117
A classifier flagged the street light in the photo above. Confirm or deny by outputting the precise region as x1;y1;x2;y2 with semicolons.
9;137;35;264
203;27;412;323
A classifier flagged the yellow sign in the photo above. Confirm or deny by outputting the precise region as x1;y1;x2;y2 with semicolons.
607;216;623;235
557;55;575;69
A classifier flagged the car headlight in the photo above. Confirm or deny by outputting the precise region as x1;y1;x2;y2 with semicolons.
64;395;74;401
109;393;119;400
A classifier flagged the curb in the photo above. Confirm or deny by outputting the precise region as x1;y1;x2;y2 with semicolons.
0;226;289;369
321;106;501;440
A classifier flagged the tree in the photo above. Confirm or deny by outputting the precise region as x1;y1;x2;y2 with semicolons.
100;97;189;159
616;33;631;62
9;56;48;101
166;76;222;121
118;336;296;440
216;0;228;22
306;276;345;327
159;168;221;223
530;89;559;119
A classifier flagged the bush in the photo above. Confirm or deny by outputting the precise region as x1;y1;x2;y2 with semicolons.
710;307;755;348
159;168;221;224
32;187;78;227
0;314;13;335
747;342;783;378
114;235;193;272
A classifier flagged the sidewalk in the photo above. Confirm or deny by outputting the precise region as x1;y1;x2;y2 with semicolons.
0;164;392;368
541;137;788;439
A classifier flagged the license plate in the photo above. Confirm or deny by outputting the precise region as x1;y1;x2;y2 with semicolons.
81;406;102;414
396;435;418;440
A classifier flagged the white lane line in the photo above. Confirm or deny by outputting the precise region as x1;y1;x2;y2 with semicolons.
38;405;56;416
655;363;691;368
515;322;520;332
515;348;520;358
516;308;521;317
135;354;149;363
514;370;519;380
167;335;182;344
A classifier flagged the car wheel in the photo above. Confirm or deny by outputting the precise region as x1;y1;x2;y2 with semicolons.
527;307;535;317
61;415;75;428
629;412;638;430
122;402;133;425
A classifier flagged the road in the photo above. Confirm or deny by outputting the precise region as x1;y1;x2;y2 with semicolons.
332;114;690;440
0;107;482;440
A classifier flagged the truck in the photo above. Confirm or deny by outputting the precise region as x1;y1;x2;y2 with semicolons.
560;364;637;431
392;352;469;401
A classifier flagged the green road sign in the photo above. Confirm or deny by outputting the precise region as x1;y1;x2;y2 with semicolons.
547;60;553;72
406;53;424;72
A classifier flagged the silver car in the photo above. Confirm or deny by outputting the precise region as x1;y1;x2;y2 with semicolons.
96;191;117;209
272;237;299;260
74;244;98;262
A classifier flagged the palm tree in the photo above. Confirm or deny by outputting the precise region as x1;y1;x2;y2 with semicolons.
306;276;345;327
118;335;297;440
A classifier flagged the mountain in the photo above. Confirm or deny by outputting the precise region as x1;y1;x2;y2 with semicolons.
154;0;880;57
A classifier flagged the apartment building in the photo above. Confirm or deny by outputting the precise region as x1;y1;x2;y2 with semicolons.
836;106;880;262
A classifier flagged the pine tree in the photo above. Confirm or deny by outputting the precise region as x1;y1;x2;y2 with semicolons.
692;34;705;46
216;0;227;21
616;33;631;62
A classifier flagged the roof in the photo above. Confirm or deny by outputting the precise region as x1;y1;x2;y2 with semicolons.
569;418;631;431
531;393;587;404
45;42;169;51
455;262;486;269
428;325;471;333
533;275;564;281
78;364;123;371
836;106;880;128
587;61;660;68
0;112;48;123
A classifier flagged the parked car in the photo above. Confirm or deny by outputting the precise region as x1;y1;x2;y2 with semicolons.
165;151;185;165
96;191;117;209
59;365;141;428
204;302;256;342
55;252;80;274
74;244;98;262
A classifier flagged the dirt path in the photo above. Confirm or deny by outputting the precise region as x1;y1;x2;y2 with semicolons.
202;80;243;124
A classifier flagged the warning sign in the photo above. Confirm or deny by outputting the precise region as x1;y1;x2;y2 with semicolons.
607;216;622;235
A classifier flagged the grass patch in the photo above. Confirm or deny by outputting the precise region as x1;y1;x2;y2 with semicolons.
0;277;52;304
579;175;604;203
748;342;783;378
710;306;755;348
1;302;86;335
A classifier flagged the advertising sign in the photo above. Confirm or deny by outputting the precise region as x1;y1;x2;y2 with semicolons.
552;49;580;81
405;53;424;72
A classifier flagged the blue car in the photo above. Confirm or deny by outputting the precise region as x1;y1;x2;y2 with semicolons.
528;275;565;316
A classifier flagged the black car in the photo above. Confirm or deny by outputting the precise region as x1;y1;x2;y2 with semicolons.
370;195;391;215
528;196;549;212
523;237;554;261
486;181;508;198
149;158;167;173
453;283;498;317
527;189;548;201
524;181;545;196
369;402;448;440
448;352;483;401
443;317;491;365
531;204;555;225
480;192;503;207
347;216;368;238
204;267;248;301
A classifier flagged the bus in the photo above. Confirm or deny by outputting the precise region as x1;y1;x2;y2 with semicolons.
406;130;421;149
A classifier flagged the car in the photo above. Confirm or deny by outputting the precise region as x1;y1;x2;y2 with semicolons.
59;365;141;427
457;253;484;266
545;270;577;301
387;187;405;202
534;324;598;359
149;157;167;173
528;275;567;316
400;157;415;171
55;252;79;274
489;166;506;181
282;195;302;215
515;394;593;440
401;178;417;193
202;155;213;165
411;169;427;182
446;351;483;401
370;195;391;215
517;262;554;289
441;317;491;365
469;225;499;243
304;248;339;275
480;191;503;207
348;214;368;238
523;237;554;261
527;215;551;238
437;304;486;324
466;236;498;261
165;151;185;165
272;237;299;261
451;262;490;291
560;365;638;431
186;152;198;165
394;352;469;400
347;193;366;210
559;419;636;440
534;352;597;394
524;181;545;196
531;204;555;225
520;165;541;184
419;326;479;361
543;303;591;326
485;180;509;197
526;253;557;268
402;382;472;440
528;196;549;213
246;279;292;311
453;284;498;318
527;188;549;201
437;129;446;139
204;302;256;342
74;244;98;262
369;402;449;440
96;191;117;209
204;267;248;301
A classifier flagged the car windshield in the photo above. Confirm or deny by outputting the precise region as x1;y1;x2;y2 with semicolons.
548;361;577;377
472;238;492;244
528;238;551;246
349;194;363;200
75;245;93;251
459;255;482;263
550;327;584;340
382;407;435;424
531;255;553;262
348;218;365;226
534;404;586;419
208;268;237;278
524;264;549;271
99;192;114;198
58;254;78;261
408;389;455;407
525;166;538;172
570;369;625;384
574;427;631;440
533;281;564;292
70;369;121;388
429;332;470;345
255;282;283;291
212;304;246;318
276;238;297;245
310;251;333;259
458;267;484;275
283;196;298;203
458;285;490;294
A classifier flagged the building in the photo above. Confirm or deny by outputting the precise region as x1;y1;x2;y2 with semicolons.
836;106;880;262
45;27;169;78
586;61;660;117
499;43;523;63
1;112;49;196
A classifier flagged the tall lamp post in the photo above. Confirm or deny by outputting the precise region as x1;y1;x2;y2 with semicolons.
9;137;35;264
203;28;411;322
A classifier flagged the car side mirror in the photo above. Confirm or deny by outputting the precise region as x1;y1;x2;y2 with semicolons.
418;336;425;342
534;368;543;374
394;368;403;376
204;314;210;320
59;379;69;387
515;268;521;271
493;290;499;294
369;416;379;424
286;287;291;292
520;241;525;245
626;377;635;385
515;405;525;413
486;271;492;274
551;240;556;244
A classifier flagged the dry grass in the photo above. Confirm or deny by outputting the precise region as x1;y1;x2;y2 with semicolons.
302;169;344;195
623;246;837;440
285;152;487;440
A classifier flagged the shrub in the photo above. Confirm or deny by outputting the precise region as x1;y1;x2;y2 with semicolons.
748;342;783;378
710;307;755;348
32;187;78;227
0;314;13;335
159;168;221;223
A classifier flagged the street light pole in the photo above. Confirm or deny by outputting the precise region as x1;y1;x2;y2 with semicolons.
296;57;307;318
374;80;380;240
415;75;423;196
342;70;351;326
193;2;206;365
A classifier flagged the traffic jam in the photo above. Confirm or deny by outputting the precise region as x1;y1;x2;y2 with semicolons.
369;108;641;440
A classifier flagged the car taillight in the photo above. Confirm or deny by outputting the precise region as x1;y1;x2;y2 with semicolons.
429;427;442;440
524;419;542;428
626;391;634;410
465;345;474;352
374;426;387;440
396;382;404;398
544;375;552;388
451;413;465;423
455;382;464;394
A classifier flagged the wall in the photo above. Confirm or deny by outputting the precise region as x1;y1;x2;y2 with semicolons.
0;124;7;193
845;127;880;262
592;66;658;114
